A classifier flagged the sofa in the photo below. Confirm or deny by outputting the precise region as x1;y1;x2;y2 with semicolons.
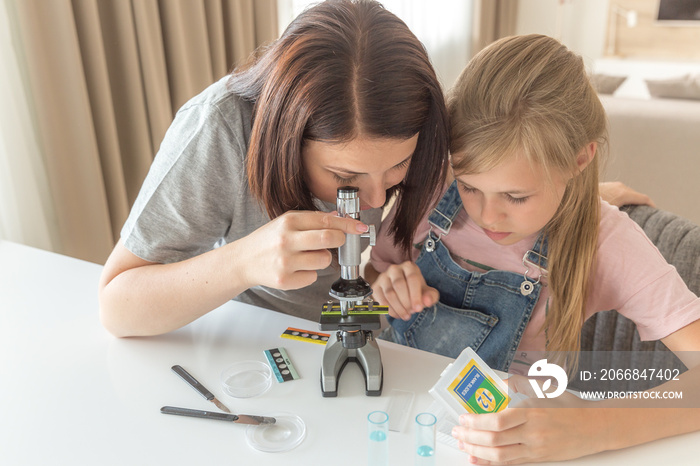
599;94;700;227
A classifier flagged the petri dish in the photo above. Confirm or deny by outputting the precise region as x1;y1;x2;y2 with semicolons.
245;413;306;453
220;361;272;398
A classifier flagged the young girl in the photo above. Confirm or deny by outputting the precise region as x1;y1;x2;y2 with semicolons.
98;0;449;337
369;34;700;463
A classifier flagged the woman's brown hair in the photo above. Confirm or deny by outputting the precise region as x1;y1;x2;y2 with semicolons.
228;0;449;256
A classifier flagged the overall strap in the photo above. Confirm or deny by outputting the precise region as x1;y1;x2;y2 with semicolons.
524;234;548;274
427;181;463;235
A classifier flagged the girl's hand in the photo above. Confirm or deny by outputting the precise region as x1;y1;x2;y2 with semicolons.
451;376;607;465
371;261;439;320
238;210;369;290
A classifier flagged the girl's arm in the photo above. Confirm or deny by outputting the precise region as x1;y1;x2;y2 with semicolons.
597;319;700;451
451;319;700;464
99;211;369;337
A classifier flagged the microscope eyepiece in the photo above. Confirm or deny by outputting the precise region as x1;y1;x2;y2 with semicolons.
337;186;360;220
337;186;359;196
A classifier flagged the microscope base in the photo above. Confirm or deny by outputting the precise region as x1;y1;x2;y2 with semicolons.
320;331;383;397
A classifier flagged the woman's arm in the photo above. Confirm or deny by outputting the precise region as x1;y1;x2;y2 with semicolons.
99;211;369;337
99;239;248;337
599;181;655;207
364;262;380;286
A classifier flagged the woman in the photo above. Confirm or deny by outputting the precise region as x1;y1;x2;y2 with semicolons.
98;0;449;337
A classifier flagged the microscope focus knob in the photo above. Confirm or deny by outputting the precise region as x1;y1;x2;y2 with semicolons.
360;224;376;247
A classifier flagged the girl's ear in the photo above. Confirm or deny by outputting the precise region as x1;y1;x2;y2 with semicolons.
576;142;597;172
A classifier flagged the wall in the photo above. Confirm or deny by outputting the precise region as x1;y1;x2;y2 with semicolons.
517;0;700;63
516;0;609;67
279;0;473;89
608;0;700;60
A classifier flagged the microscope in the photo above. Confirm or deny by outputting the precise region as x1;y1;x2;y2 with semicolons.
319;187;387;397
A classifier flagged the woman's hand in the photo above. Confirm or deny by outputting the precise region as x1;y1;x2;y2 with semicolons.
599;181;655;208
371;261;439;320
238;210;370;290
451;376;607;465
99;210;368;337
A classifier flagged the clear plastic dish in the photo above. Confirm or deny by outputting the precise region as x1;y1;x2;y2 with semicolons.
220;361;272;398
245;413;306;452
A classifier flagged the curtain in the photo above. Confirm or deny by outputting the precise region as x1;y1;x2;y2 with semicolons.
2;0;277;264
0;0;58;253
471;0;519;56
378;0;474;89
282;0;474;92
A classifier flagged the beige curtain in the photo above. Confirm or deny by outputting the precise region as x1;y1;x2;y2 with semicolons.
471;0;518;56
10;0;277;264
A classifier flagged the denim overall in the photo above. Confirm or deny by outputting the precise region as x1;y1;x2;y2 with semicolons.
385;181;548;372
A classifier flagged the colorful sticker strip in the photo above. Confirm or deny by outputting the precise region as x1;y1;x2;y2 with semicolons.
280;327;330;345
264;347;300;383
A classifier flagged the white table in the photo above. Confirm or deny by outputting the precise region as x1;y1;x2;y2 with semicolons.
1;240;698;465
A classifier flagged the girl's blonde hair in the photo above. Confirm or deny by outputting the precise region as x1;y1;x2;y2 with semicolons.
448;34;607;362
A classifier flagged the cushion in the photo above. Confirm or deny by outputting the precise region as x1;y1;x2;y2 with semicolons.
645;74;700;100
590;73;626;94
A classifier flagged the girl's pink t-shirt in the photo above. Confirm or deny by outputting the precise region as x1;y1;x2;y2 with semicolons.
371;199;700;355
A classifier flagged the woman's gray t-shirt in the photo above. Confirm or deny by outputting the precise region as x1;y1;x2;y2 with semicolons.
121;76;382;322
